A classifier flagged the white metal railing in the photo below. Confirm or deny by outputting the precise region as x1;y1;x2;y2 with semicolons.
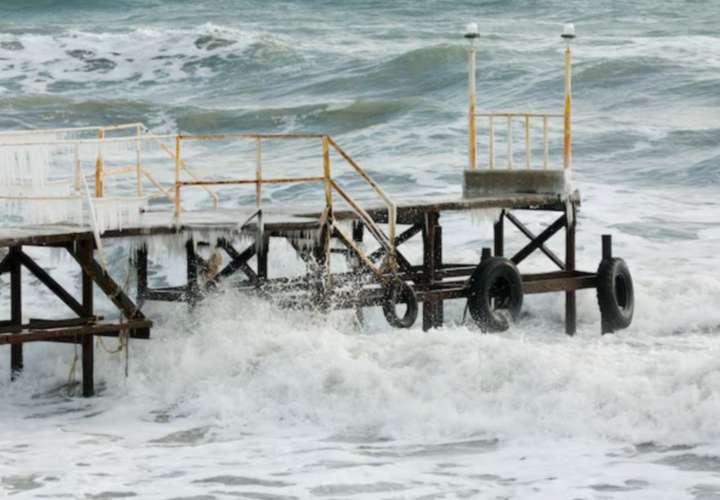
476;112;563;170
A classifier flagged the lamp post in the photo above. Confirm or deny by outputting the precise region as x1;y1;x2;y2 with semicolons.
561;23;575;170
465;22;480;171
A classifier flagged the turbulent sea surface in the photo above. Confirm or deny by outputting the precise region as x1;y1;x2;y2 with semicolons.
1;1;720;498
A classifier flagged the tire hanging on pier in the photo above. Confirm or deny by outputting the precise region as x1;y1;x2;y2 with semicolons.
382;278;418;328
596;257;634;332
467;257;523;332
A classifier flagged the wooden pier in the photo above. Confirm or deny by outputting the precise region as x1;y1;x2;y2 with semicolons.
0;28;636;396
0;183;623;397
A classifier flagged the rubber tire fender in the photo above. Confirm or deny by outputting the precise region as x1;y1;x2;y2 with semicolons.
382;279;419;329
596;257;634;331
467;257;523;332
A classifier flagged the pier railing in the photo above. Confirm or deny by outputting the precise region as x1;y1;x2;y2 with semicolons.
173;133;398;272
0;123;218;205
475;112;564;170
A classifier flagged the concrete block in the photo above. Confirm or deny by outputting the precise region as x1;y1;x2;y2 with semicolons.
463;169;567;197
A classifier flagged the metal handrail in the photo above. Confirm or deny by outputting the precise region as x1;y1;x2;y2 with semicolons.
478;111;562;170
172;133;398;273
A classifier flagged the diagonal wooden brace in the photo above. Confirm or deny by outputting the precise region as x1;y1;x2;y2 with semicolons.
505;211;566;270
216;239;258;283
65;243;145;321
511;214;567;267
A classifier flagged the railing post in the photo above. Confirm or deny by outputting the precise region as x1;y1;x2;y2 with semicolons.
321;136;333;289
562;24;575;171
74;142;82;193
322;136;332;213
507;116;513;169
95;128;105;197
524;115;531;169
135;124;143;197
255;137;262;209
489;116;495;169
174;136;181;218
465;23;480;171
543;115;549;170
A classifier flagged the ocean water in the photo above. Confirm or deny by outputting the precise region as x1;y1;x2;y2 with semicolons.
1;1;720;498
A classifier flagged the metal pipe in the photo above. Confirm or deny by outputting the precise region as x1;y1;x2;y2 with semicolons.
543;115;549;170
135;124;143;196
562;24;575;170
507;116;513;169
468;42;477;171
489;116;495;169
95;128;105;198
255;138;262;209
524;115;531;169
174;136;181;217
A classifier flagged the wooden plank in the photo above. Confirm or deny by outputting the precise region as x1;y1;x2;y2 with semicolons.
0;320;153;345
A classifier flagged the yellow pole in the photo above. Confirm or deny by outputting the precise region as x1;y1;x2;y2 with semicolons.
255;138;262;208
174;136;181;217
95;128;105;197
563;46;572;170
322;136;332;212
562;24;575;170
465;24;479;171
135;124;143;196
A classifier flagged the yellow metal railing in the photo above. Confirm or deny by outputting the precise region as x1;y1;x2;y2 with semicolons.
173;133;398;276
466;26;574;172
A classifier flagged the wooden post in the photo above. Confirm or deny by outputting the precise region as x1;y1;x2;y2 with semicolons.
79;239;94;397
565;204;576;336
9;247;22;380
601;234;613;335
602;234;612;260
136;246;148;309
186;240;199;304
257;233;269;282
493;210;504;257
422;211;443;331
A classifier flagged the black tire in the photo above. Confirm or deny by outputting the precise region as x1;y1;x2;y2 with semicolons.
597;257;634;331
382;279;418;329
467;257;523;332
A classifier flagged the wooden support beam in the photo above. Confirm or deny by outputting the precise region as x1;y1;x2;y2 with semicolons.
0;320;153;345
15;249;85;317
422;211;443;331
10;247;22;379
257;234;270;282
494;210;504;257
79;239;95;397
216;240;257;283
510;214;566;267
565;204;577;336
136;247;148;308
0;252;11;274
505;211;565;270
185;240;200;303
65;242;145;320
